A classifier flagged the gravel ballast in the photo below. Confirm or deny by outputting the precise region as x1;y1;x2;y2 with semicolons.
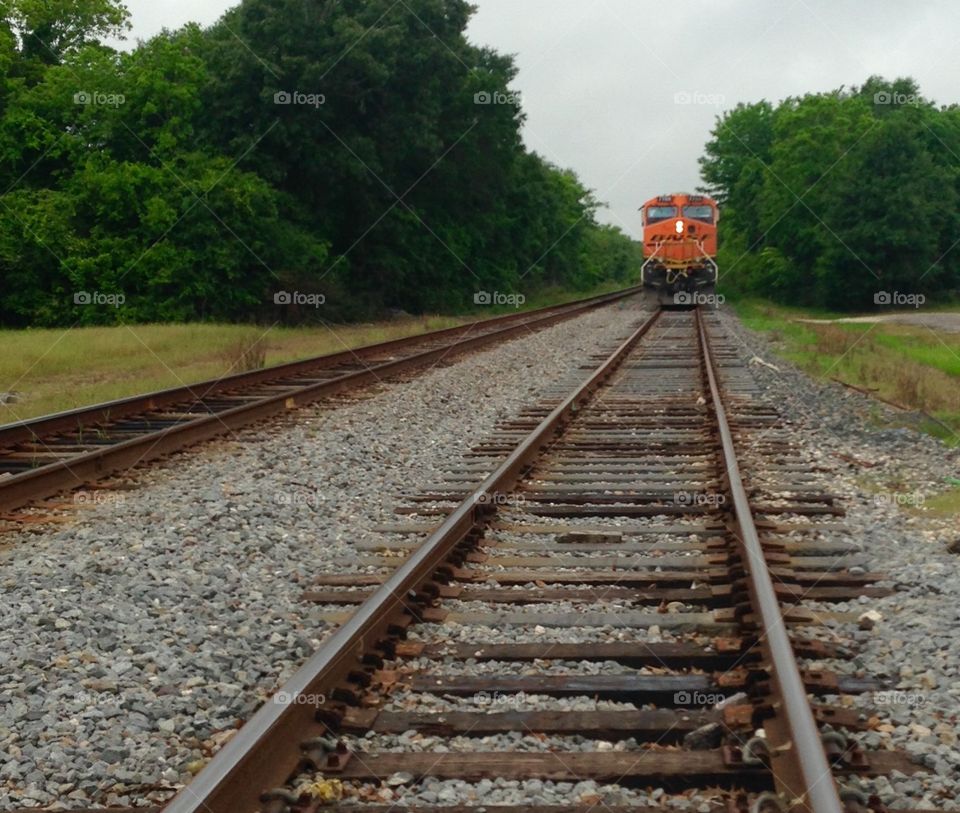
2;300;958;810
722;309;960;810
0;300;647;809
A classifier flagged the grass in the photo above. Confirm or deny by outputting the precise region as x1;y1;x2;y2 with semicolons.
854;473;960;521
920;485;960;518
735;298;960;520
0;319;463;423
0;283;627;424
733;299;960;446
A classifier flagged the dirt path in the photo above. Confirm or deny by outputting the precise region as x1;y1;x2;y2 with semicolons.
798;311;960;332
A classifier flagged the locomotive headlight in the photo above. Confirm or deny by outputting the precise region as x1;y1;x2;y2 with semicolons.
675;219;684;234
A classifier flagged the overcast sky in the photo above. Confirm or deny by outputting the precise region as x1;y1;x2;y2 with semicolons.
116;0;958;238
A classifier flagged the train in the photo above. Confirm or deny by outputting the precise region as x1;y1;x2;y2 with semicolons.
640;193;718;306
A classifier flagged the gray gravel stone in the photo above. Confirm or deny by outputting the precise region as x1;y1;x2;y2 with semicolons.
0;302;647;808
724;309;960;810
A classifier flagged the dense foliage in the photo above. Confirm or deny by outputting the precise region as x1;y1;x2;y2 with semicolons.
700;77;960;310
0;0;640;326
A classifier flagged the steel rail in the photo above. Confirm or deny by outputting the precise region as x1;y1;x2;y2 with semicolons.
162;309;662;813
697;312;843;813
0;287;640;513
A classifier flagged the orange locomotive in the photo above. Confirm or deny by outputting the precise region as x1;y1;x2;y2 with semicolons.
640;193;718;304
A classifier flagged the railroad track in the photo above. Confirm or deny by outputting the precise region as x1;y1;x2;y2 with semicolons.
0;287;638;516
156;307;928;813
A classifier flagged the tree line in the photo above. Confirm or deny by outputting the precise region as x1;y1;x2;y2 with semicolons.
700;76;960;310
0;0;641;326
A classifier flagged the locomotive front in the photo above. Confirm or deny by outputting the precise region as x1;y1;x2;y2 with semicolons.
640;193;718;305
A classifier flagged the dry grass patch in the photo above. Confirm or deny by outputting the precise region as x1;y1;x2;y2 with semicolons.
736;301;960;445
221;332;269;373
0;317;468;423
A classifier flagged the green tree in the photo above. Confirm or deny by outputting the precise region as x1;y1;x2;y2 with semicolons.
701;78;960;309
0;0;635;326
5;0;128;70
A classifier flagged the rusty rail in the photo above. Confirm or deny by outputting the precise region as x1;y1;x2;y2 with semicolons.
162;310;662;813
697;311;843;813
159;307;856;813
0;287;640;514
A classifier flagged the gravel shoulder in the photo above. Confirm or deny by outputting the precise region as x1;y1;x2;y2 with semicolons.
0;298;648;809
3;299;958;810
722;308;960;809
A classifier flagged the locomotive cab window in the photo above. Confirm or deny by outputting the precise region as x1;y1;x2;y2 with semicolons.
682;204;714;223
645;205;677;224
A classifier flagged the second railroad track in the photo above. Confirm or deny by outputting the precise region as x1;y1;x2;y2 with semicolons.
0;287;638;516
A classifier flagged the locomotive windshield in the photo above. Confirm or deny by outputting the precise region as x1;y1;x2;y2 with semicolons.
646;206;677;224
682;205;714;223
